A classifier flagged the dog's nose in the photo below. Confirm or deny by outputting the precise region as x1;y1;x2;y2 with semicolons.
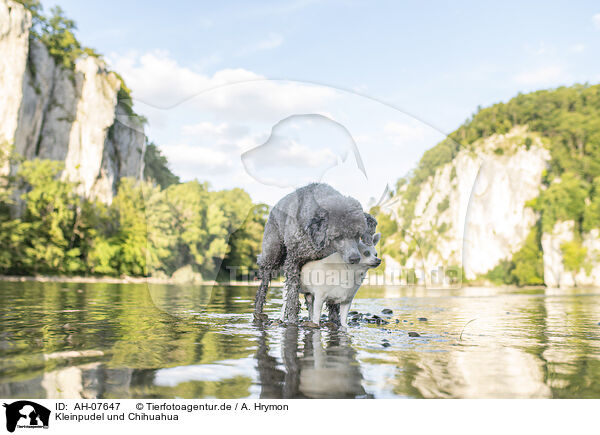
348;254;360;264
375;258;382;266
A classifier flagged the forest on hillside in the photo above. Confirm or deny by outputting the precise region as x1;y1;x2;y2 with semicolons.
373;84;600;286
0;1;268;280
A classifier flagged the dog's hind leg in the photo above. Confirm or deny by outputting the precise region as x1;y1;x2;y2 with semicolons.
254;268;272;318
283;258;301;324
254;221;285;317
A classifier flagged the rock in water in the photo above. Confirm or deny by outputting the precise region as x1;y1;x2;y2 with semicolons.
408;332;421;337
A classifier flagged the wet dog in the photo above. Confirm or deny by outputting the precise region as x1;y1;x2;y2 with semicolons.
254;183;369;323
280;233;381;328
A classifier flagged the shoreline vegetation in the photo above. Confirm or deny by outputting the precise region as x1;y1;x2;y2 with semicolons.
0;274;571;291
0;274;283;286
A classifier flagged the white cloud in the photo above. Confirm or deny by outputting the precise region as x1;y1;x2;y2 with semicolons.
256;32;284;50
161;143;235;178
384;121;429;145
237;33;284;56
352;84;369;93
513;65;567;86
107;50;336;119
108;50;259;108
526;42;553;56
191;53;223;71
257;139;338;168
570;44;585;53
182;122;249;142
593;13;600;29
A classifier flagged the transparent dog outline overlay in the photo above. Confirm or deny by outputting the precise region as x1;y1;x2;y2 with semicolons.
112;79;487;318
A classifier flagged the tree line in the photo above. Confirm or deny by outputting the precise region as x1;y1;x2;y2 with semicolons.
0;148;268;280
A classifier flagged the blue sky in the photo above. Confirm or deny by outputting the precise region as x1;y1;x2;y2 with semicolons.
43;0;600;206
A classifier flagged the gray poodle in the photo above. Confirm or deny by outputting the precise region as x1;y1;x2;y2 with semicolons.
254;183;372;324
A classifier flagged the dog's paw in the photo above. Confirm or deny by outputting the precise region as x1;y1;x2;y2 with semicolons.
271;319;287;327
253;312;270;322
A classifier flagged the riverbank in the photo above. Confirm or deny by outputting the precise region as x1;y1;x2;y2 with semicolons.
0;275;284;287
1;274;593;291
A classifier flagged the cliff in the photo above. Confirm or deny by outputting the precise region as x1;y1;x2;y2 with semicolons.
380;86;600;289
0;0;145;203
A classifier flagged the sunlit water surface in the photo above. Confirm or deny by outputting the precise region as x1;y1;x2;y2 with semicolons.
1;282;599;398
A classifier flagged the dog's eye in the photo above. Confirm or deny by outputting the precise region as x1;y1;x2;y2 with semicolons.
363;251;370;257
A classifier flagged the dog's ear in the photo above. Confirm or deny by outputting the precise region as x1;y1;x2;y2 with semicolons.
364;213;377;233
306;209;328;249
361;212;378;245
372;232;381;246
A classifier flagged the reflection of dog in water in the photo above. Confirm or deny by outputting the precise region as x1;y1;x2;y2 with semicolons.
255;327;371;398
3;401;51;433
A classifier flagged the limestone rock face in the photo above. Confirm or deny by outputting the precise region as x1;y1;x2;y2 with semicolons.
0;0;145;202
385;124;600;288
0;0;31;167
386;127;550;283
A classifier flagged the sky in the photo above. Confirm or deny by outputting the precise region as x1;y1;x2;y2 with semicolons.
42;0;600;206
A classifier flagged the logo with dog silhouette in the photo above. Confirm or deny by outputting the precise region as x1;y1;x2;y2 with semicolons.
2;401;50;432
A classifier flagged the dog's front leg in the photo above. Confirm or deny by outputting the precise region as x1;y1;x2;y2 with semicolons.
311;294;325;326
283;259;301;324
339;302;352;328
279;283;288;322
326;302;341;325
305;293;314;322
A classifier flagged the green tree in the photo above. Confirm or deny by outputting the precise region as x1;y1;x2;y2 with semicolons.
510;227;544;285
2;160;94;274
222;203;269;280
561;240;587;272
532;172;589;232
144;142;180;189
89;178;149;276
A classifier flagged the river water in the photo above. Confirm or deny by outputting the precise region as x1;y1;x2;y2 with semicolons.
1;282;599;398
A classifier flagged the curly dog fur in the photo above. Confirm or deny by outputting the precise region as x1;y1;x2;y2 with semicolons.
325;213;377;324
254;183;368;324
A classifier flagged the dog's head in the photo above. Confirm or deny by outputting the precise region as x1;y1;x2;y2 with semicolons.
306;196;366;264
358;232;381;268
